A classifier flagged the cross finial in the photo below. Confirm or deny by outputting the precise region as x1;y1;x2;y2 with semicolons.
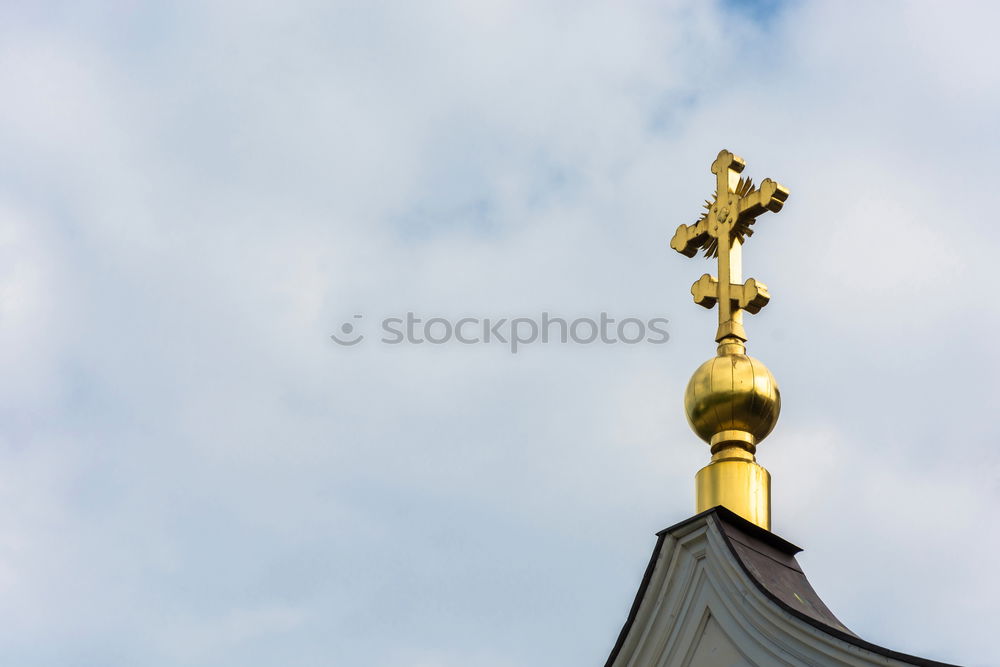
671;149;789;343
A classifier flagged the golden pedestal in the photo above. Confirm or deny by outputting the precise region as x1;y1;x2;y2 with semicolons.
695;447;771;531
684;340;779;531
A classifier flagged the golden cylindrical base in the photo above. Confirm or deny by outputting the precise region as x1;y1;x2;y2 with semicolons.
695;459;771;531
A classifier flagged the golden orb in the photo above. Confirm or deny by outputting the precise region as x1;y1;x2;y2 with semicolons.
684;349;780;450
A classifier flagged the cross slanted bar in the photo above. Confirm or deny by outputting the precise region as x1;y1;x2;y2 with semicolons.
670;149;788;342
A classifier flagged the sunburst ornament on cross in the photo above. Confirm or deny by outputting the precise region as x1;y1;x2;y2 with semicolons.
670;149;789;343
671;150;790;531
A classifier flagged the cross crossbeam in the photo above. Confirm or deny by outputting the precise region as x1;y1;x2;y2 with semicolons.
691;275;770;314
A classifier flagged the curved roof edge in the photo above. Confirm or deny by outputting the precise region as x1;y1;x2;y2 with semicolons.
605;506;960;667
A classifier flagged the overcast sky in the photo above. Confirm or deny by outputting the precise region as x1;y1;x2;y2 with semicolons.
1;1;998;665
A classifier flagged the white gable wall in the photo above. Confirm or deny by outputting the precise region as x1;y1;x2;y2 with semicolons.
610;517;928;667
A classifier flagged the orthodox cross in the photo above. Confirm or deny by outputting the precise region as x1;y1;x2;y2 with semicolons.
670;150;789;342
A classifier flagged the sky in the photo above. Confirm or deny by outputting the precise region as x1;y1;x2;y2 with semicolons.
1;1;998;665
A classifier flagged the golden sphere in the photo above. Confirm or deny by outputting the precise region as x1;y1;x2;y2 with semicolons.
684;352;780;446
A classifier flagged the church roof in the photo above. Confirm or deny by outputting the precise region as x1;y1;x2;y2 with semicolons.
605;506;959;667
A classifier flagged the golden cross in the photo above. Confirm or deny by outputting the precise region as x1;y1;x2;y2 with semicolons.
670;150;789;342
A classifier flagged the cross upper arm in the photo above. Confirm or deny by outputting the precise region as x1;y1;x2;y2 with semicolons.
738;178;789;221
670;221;710;258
